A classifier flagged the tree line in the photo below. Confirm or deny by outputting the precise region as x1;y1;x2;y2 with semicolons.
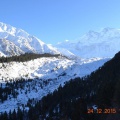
0;53;61;63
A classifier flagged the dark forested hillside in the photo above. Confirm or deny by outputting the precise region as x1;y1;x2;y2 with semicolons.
27;51;120;120
1;51;120;120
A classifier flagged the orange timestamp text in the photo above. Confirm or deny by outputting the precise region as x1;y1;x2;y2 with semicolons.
87;108;118;114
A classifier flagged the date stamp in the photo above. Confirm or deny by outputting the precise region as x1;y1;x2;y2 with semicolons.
87;108;119;114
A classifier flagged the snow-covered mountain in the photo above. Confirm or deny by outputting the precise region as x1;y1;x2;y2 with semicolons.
55;27;120;58
0;22;60;56
0;22;116;114
1;22;120;59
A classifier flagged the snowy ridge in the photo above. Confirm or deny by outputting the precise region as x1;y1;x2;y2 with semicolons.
55;28;120;58
0;38;24;56
0;22;60;56
48;44;78;59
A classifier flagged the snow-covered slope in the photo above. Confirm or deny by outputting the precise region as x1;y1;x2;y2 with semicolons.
48;44;78;59
0;39;24;56
55;28;120;58
0;51;6;57
0;56;109;113
0;22;60;56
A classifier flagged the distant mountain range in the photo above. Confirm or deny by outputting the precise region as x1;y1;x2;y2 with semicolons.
55;27;120;58
1;22;120;59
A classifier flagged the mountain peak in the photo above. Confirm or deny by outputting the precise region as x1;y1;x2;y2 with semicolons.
0;22;60;56
55;27;120;58
101;27;114;32
0;22;17;35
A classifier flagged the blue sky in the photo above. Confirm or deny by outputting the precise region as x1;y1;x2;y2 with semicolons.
1;0;120;44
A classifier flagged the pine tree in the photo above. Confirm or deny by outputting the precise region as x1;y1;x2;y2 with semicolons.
12;109;17;120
